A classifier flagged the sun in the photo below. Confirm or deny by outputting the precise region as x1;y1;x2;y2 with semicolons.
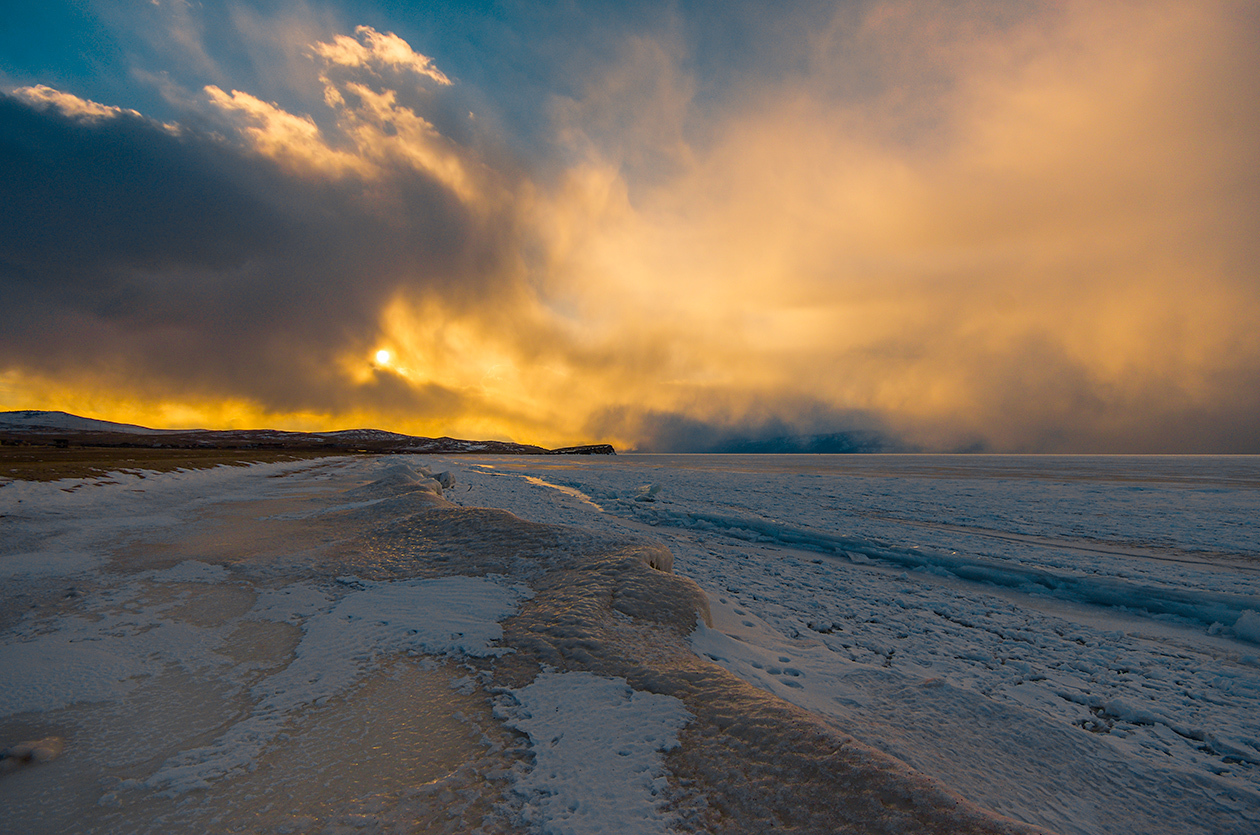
374;349;392;366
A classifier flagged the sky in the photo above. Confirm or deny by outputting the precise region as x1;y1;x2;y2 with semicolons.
1;0;1257;452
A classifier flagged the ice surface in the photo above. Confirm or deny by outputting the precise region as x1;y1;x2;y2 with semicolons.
0;457;709;833
146;574;530;794
0;458;535;832
450;453;1260;835
9;451;1254;834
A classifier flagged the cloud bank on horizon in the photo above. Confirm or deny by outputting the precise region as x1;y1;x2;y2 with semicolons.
2;0;1257;452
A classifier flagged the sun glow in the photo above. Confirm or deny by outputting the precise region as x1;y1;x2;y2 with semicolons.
5;5;1257;454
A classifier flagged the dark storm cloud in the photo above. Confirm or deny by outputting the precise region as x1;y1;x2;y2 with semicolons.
0;95;280;280
0;87;516;415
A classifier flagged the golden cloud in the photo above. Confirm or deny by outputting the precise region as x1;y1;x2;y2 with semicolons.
4;2;1257;451
516;0;1260;451
312;25;453;86
11;85;143;122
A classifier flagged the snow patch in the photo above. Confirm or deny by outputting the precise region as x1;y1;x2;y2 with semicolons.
497;671;691;835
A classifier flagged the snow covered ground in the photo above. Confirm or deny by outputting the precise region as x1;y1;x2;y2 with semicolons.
1;453;1257;834
445;454;1260;835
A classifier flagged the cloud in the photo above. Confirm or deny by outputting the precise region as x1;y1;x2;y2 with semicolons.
523;0;1260;452
2;2;1257;451
585;402;904;454
312;25;452;86
0;31;522;436
11;84;142;122
202;84;368;176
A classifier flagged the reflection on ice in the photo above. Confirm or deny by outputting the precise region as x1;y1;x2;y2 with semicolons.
519;475;605;511
147;574;529;795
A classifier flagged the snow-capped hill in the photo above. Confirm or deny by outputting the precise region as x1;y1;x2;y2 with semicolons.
313;429;416;443
0;410;182;435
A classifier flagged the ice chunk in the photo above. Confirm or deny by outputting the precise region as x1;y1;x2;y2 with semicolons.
1234;610;1260;644
348;462;445;499
635;483;662;502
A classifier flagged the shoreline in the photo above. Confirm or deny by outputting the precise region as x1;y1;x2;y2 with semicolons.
0;446;349;482
0;455;1047;834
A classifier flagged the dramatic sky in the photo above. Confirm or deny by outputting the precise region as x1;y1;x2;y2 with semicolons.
2;1;1257;452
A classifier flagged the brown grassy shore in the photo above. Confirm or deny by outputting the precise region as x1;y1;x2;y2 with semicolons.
0;445;349;482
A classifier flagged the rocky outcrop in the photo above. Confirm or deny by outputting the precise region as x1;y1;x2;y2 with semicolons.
546;444;616;455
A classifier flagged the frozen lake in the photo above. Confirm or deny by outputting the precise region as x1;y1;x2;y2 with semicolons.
2;453;1258;834
452;453;1260;834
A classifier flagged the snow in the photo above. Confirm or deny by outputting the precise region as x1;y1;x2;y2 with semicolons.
0;409;177;434
0;456;703;834
3;451;1257;834
1236;610;1260;644
311;428;415;442
445;453;1260;835
496;671;692;835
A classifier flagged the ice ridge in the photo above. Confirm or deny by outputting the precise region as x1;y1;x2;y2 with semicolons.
636;507;1260;637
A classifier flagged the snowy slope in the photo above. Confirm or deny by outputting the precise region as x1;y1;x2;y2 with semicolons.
0;410;181;434
311;428;417;443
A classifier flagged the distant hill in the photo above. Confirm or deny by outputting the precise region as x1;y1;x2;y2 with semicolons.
0;411;615;455
0;410;177;435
